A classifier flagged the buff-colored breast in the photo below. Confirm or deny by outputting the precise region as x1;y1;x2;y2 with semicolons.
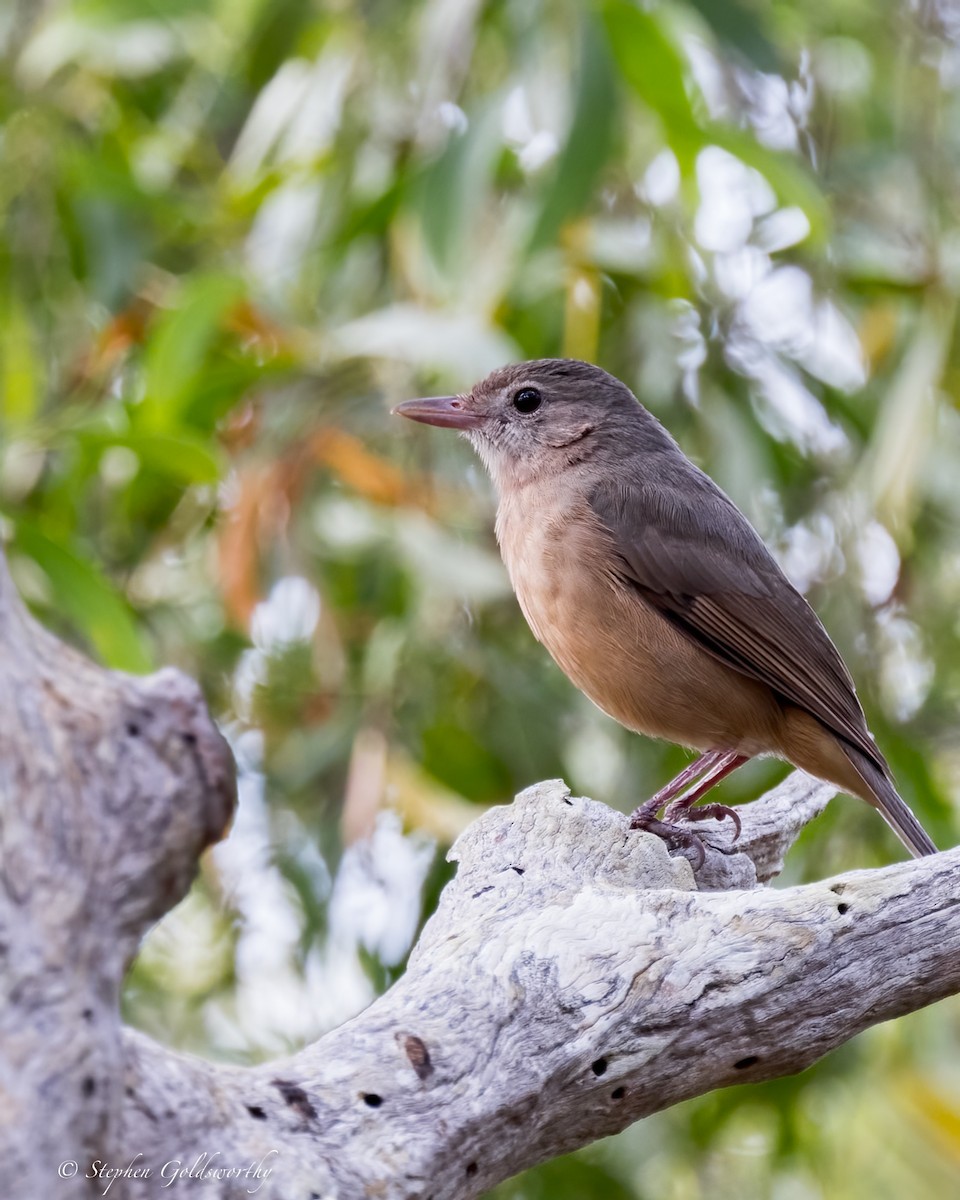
495;479;785;758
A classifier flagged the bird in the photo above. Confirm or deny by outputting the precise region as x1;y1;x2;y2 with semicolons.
393;358;937;862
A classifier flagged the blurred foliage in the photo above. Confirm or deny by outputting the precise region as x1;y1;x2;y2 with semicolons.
4;0;960;1194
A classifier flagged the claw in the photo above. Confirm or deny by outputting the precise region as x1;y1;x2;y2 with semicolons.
629;751;749;868
663;800;742;842
629;811;706;870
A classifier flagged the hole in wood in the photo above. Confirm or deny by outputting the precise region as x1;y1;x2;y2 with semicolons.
362;1093;383;1108
837;903;850;915
272;1078;317;1119
465;1162;478;1177
402;1035;433;1080
734;1056;758;1070
610;1086;626;1100
591;1057;608;1076
246;1105;267;1120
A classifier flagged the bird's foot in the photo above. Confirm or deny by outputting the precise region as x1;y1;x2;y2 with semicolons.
628;809;709;870
629;751;749;868
663;798;742;842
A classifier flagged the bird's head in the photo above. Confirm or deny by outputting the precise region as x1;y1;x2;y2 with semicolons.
393;358;659;490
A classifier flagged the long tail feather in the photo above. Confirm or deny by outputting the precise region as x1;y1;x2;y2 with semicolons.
843;745;937;858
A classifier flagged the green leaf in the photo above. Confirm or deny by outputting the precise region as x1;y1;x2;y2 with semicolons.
601;0;701;168
334;179;404;249
0;302;42;427
420;720;512;803
684;0;781;73
70;0;211;23
80;430;223;485
416;101;504;277
121;432;222;484
602;0;828;239
142;274;245;429
488;1152;635;1200
529;17;619;249
12;520;152;673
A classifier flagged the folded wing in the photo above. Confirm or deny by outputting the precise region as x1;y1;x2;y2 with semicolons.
589;469;888;777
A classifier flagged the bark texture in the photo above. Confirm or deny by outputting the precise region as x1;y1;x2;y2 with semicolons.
1;550;957;1200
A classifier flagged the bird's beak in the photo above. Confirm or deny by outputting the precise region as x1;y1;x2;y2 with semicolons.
392;396;485;431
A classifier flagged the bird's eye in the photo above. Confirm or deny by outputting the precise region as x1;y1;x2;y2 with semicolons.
512;387;542;414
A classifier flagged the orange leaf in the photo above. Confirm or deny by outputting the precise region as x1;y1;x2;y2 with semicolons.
218;462;291;627
308;427;430;509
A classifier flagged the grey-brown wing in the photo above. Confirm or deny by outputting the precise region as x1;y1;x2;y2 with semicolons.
589;472;887;774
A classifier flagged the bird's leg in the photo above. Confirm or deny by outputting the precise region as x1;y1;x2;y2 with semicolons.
629;750;748;867
629;750;727;820
662;751;749;838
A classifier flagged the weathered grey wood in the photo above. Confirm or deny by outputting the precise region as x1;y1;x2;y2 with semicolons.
1;546;957;1200
0;553;236;1197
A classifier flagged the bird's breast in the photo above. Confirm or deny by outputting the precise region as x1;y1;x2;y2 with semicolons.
496;485;583;648
494;483;781;755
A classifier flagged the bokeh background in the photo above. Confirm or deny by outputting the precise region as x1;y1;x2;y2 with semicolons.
3;0;960;1194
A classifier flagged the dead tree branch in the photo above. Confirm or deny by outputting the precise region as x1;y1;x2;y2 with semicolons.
1;551;957;1199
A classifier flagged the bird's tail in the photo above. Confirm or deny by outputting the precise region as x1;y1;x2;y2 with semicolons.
843;745;937;858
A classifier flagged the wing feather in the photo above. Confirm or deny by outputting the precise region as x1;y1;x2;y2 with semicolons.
589;472;887;775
